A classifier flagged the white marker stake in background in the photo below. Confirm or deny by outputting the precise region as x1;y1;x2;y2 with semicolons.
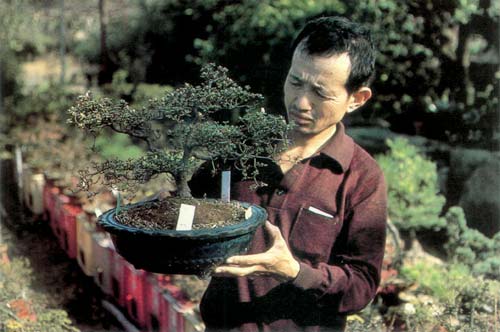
176;204;196;231
221;171;231;203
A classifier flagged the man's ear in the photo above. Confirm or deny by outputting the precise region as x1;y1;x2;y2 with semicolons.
347;87;372;113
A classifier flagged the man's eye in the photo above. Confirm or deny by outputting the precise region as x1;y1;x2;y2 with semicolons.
314;89;330;99
289;79;302;87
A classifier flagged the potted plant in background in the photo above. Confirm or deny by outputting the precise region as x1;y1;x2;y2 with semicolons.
68;64;291;275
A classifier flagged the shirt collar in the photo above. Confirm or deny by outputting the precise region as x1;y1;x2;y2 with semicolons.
317;122;354;173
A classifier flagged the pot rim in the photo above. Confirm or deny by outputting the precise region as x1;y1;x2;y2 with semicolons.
98;198;267;239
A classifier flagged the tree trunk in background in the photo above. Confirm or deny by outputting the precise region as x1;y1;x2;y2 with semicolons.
0;47;3;133
98;0;111;85
59;0;66;84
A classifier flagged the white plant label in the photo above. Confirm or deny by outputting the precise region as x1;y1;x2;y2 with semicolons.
245;207;253;220
221;171;231;203
176;204;196;231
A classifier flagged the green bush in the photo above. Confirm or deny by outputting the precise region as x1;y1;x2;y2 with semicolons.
102;69;173;108
376;138;446;233
13;82;80;123
399;261;500;332
444;206;500;279
94;133;145;161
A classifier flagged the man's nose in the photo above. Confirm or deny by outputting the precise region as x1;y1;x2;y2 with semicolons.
295;91;312;112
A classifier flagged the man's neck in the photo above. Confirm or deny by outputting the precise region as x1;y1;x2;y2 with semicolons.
289;125;337;158
278;125;337;173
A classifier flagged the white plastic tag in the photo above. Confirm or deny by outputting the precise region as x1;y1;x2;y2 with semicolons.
221;171;231;203
176;204;196;231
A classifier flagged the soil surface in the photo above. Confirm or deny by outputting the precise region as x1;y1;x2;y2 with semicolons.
117;197;247;231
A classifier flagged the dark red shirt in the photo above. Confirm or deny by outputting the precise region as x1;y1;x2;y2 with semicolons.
190;122;387;332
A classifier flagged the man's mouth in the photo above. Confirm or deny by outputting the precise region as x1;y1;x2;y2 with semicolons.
290;113;313;125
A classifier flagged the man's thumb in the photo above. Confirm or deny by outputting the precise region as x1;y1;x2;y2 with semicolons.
265;221;281;238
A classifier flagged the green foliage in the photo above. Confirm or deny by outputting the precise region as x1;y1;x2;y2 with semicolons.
0;0;28;129
444;206;500;279
401;262;472;304
194;0;346;110
69;64;291;197
13;82;79;123
71;0;498;146
73;0;221;85
28;310;79;332
132;83;173;109
0;52;23;131
102;69;173;108
0;256;79;332
0;0;40;55
376;138;446;232
350;0;499;146
400;261;500;332
94;133;144;161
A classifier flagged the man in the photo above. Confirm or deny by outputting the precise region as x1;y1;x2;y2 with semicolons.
190;16;387;332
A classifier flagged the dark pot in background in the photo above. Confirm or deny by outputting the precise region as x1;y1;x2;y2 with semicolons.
98;199;267;275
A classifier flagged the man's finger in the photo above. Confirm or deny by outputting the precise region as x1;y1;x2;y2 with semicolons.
213;264;264;277
226;253;269;266
265;220;283;240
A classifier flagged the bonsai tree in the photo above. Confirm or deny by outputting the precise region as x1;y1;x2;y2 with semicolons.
68;63;291;199
68;64;292;274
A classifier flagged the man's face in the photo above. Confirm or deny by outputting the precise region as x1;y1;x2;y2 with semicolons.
283;48;355;138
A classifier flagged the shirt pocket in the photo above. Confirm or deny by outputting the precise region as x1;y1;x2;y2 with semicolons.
289;206;340;265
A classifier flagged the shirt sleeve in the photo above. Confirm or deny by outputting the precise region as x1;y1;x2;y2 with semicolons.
291;169;387;314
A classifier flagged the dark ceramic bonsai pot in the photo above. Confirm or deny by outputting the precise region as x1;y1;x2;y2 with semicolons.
98;199;267;275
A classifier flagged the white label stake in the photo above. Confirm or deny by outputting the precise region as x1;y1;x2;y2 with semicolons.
221;171;231;203
176;204;196;231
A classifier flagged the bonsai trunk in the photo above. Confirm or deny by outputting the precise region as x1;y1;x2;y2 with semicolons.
175;172;192;198
175;147;194;198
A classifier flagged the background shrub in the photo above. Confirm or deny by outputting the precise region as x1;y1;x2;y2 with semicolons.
444;206;500;279
376;138;446;234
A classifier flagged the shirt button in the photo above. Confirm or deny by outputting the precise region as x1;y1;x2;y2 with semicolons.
276;189;286;196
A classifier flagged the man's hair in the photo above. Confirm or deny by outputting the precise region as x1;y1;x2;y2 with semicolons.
291;16;375;94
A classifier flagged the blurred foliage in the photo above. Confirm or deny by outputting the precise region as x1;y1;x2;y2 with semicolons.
72;0;498;148
0;256;79;332
101;69;173;108
1;0;497;147
193;0;347;112
94;132;144;161
0;0;30;130
11;82;79;125
73;0;222;86
397;262;500;332
347;260;500;331
350;0;499;148
444;206;500;279
376;138;446;233
73;0;347;109
0;54;23;130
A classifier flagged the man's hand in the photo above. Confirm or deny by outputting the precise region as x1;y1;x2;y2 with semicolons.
213;221;300;282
